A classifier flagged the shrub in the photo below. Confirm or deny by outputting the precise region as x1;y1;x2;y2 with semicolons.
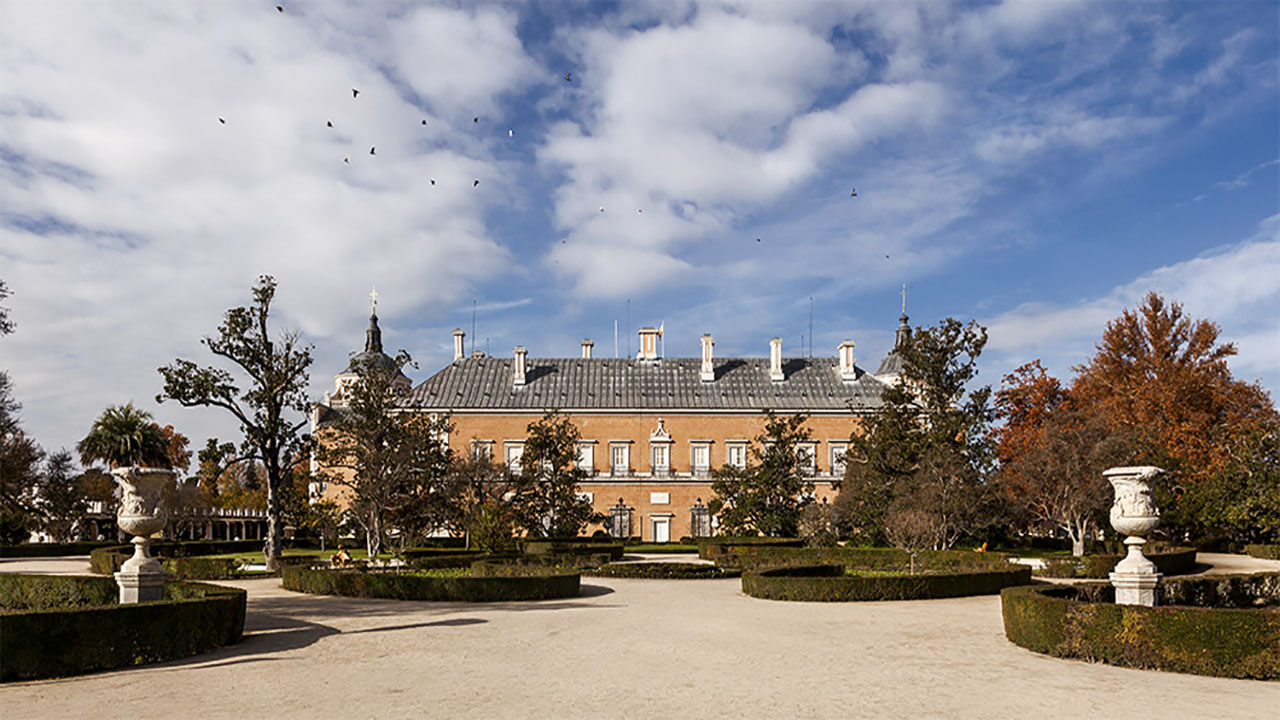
743;564;1031;602
0;575;245;682
1245;545;1280;561
0;541;119;558
622;542;699;553
717;546;1013;572
163;556;241;580
281;564;580;602
1077;547;1197;578
520;538;624;560
586;562;741;579
697;537;804;560
1001;574;1280;680
1039;557;1081;578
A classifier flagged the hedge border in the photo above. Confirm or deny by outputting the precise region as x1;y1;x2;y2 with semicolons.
716;545;1015;572
0;574;245;682
281;564;581;602
0;541;119;558
742;563;1032;602
697;538;805;560
1001;574;1280;680
519;538;624;560
585;562;741;579
1245;545;1280;561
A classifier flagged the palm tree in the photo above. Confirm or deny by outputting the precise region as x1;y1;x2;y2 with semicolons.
77;403;172;469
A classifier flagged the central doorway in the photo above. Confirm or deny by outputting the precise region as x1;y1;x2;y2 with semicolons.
651;516;671;543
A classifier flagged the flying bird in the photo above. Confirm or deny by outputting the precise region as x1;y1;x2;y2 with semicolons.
508;129;513;138
599;206;604;212
421;119;427;126
369;146;375;155
218;117;225;124
851;188;857;197
430;178;436;186
756;237;761;243
352;88;360;98
474;179;480;187
473;116;479;123
326;120;333;128
637;209;642;214
564;72;571;82
276;5;283;12
343;156;349;164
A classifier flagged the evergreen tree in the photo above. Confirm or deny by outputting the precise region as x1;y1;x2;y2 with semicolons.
709;412;815;538
508;412;600;538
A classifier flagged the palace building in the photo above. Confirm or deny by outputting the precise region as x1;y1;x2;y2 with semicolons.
313;311;912;542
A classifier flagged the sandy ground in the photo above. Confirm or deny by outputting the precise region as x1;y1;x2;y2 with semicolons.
2;554;1278;719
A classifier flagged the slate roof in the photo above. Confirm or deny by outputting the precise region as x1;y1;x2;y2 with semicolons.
406;356;889;412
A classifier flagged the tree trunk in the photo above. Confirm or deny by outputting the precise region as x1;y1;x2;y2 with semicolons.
1068;519;1089;557
264;482;284;571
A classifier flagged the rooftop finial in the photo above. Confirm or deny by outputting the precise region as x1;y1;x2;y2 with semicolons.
900;283;907;315
370;285;379;314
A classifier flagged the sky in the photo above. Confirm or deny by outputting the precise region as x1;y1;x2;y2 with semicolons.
1;0;1277;458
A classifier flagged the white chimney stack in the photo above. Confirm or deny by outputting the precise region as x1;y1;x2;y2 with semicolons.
769;337;784;382
453;328;466;362
838;340;857;380
581;339;594;359
637;327;660;360
513;346;527;386
700;334;715;382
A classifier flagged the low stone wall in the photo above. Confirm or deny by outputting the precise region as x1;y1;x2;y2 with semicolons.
0;574;245;682
1000;573;1280;680
742;564;1032;602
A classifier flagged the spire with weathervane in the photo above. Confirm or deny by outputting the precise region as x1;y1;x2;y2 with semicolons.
876;285;912;385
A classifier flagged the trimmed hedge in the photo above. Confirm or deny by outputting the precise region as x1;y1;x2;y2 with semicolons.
0;541;118;558
520;538;624;560
281;564;581;602
89;540;268;575
0;574;245;682
697;537;804;560
1078;547;1197;578
716;546;1014;572
1001;574;1280;680
743;563;1032;602
623;543;700;554
400;547;485;560
1246;545;1280;561
586;562;741;579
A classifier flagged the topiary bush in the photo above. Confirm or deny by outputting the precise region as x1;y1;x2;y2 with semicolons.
1245;545;1280;561
586;562;740;579
743;564;1032;602
281;564;580;602
1001;573;1280;679
697;537;804;560
0;574;245;682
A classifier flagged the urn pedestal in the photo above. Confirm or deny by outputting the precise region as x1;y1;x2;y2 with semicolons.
1105;466;1164;607
112;467;174;604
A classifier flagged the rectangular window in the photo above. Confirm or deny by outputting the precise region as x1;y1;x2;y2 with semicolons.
798;443;816;473
651;444;669;474
830;443;848;476
576;444;594;473
727;444;746;469
471;440;493;461
505;443;524;473
692;444;710;474
610;445;629;475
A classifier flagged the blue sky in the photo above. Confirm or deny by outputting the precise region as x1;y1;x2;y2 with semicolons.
1;1;1277;455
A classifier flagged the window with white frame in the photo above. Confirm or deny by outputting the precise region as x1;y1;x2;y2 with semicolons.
829;443;848;476
610;444;630;474
428;413;449;447
651;444;669;474
471;439;494;461
727;443;747;468
691;443;711;474
505;442;524;473
798;443;817;474
576;443;594;473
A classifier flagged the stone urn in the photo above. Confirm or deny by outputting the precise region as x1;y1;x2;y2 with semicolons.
1104;465;1164;606
112;466;175;603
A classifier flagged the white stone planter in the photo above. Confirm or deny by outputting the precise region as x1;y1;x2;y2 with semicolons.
1105;465;1163;606
112;466;175;603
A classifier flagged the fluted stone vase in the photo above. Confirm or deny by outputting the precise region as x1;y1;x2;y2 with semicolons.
112;467;174;603
1105;466;1163;606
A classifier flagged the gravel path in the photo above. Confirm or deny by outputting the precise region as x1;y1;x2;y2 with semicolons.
2;554;1277;719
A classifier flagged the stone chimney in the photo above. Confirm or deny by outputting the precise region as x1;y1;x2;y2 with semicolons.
700;334;715;382
769;337;784;382
637;327;660;360
581;339;594;359
513;346;527;386
453;328;466;362
838;340;857;380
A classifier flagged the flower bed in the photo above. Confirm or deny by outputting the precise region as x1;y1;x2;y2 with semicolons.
1001;573;1280;679
0;574;245;682
281;564;580;602
742;563;1031;602
585;562;741;579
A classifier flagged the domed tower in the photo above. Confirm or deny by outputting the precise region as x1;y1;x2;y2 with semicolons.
876;287;913;387
326;292;411;406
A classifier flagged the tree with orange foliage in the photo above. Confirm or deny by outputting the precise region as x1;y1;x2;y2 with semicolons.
1070;292;1278;536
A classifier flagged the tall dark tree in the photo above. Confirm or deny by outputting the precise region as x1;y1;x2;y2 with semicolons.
836;318;997;548
709;412;815;538
443;442;517;548
507;412;601;538
0;279;14;337
0;279;34;539
36;450;88;542
158;275;312;570
313;352;452;556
